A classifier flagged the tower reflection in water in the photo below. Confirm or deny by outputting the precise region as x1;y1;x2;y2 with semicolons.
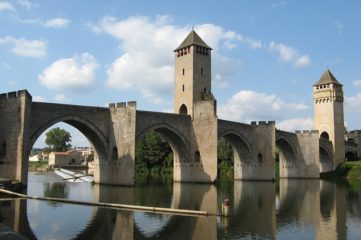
0;177;356;240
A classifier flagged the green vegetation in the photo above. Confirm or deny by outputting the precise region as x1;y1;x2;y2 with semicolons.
45;127;72;152
28;161;48;172
135;131;173;177
321;160;361;179
135;133;236;179
217;139;233;178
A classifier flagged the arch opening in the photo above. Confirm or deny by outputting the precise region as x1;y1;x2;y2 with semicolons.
29;119;106;182
345;151;358;161
320;131;329;140
135;125;190;182
276;138;297;178
218;132;252;179
179;104;188;115
319;146;333;172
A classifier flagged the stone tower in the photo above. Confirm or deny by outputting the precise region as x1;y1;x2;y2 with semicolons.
313;69;345;168
173;30;218;182
174;30;212;117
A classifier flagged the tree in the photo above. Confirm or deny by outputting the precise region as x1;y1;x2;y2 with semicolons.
45;127;72;152
135;131;172;171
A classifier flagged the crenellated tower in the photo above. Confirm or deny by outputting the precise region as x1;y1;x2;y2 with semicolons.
173;30;218;182
174;30;213;117
313;69;345;169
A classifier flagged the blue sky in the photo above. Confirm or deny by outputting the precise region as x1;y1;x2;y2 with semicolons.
1;0;361;147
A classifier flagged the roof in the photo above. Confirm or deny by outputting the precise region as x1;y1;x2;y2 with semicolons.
314;69;343;86
174;30;212;51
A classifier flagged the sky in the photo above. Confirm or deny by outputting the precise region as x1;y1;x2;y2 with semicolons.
1;0;361;148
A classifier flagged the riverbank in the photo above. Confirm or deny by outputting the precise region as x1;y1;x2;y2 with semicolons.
321;160;361;179
28;161;49;172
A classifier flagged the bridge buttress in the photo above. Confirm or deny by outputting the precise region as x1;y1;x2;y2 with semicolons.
0;90;32;185
295;130;320;178
94;101;136;185
247;121;276;180
179;98;217;183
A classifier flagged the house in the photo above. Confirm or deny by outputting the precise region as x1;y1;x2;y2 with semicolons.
48;150;82;166
29;154;41;162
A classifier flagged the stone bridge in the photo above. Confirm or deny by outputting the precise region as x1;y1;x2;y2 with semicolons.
0;89;350;186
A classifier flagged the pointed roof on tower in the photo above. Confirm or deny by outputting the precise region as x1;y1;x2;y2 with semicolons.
174;30;212;51
314;68;342;86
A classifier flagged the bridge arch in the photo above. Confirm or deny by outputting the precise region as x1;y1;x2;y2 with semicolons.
136;123;191;164
29;115;108;161
276;137;298;177
218;129;253;179
319;143;333;172
345;143;358;161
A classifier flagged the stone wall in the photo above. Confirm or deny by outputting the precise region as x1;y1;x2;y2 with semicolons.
93;101;136;185
0;90;31;184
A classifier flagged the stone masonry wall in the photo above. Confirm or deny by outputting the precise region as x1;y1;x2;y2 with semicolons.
93;101;136;185
0;90;31;185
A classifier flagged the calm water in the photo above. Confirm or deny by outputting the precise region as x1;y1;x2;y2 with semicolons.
0;172;361;239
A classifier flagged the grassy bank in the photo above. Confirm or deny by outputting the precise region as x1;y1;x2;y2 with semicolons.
28;161;49;172
321;160;361;179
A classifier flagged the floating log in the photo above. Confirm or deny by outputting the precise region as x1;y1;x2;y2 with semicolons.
0;189;209;217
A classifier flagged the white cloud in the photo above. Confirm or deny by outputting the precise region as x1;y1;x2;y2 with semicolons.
0;36;47;57
17;0;37;10
294;54;310;68
44;18;70;28
276;118;313;132
8;80;17;85
0;1;14;11
54;94;71;103
352;80;361;87
271;1;287;8
90;16;249;103
218;90;308;122
269;41;310;68
346;94;361;109
39;53;98;91
33;95;47;102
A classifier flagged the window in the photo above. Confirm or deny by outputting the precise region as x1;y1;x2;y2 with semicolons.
195;151;201;162
182;84;185;92
182;68;185;75
112;147;118;160
201;67;203;75
257;154;263;164
179;104;188;115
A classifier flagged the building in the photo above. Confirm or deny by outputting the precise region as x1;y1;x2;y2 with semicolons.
48;150;82;167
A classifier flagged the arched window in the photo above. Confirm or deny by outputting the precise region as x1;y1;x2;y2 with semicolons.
179;104;188;115
257;153;263;164
195;151;201;162
320;132;329;140
111;146;118;160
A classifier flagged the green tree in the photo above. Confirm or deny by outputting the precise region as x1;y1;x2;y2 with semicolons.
45;127;72;152
135;131;172;173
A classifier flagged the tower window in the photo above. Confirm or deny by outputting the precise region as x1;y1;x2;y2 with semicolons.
179;104;188;115
201;67;203;75
204;87;207;93
182;68;185;75
182;84;185;92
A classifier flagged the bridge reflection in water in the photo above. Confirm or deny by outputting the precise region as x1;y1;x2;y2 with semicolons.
0;176;357;239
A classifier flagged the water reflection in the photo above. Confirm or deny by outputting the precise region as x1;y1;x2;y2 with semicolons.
0;173;361;239
232;181;276;238
43;182;69;206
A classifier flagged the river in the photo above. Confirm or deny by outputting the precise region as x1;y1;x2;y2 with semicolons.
0;172;361;239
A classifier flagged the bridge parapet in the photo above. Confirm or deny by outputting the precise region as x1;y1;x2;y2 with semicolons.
0;89;32;101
